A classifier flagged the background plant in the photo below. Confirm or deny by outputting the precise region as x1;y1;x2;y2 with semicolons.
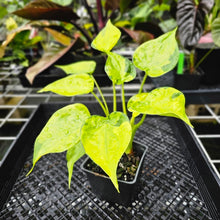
27;20;192;192
176;0;218;74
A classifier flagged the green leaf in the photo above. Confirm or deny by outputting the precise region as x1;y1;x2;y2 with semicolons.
0;6;7;19
91;20;121;53
211;18;220;47
51;0;72;6
127;87;192;127
105;52;136;85
66;142;85;188
81;112;132;192
28;103;90;175
129;1;154;27
38;73;94;96
119;0;132;14
56;61;96;75
133;28;179;77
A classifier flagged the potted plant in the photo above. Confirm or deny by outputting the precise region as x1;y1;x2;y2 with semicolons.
26;20;192;206
195;0;220;85
175;0;215;90
11;0;115;86
11;0;172;87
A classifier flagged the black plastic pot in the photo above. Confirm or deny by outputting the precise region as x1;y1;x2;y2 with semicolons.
81;141;147;206
174;70;202;90
196;47;220;85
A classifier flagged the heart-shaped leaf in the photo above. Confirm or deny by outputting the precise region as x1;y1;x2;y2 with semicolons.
176;0;214;48
56;61;96;75
128;87;192;126
28;103;90;175
81;112;132;191
91;20;121;53
13;0;79;22
38;73;94;96
105;52;136;85
133;28;179;77
66;142;85;188
212;17;220;47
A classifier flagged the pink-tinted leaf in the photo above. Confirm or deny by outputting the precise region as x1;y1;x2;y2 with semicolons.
13;0;79;22
122;27;154;44
25;38;78;84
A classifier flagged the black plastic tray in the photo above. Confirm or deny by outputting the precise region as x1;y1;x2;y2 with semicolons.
0;102;220;219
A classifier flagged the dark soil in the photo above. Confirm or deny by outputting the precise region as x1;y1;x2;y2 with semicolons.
84;152;141;182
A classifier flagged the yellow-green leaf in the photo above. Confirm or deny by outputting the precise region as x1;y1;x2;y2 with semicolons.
91;20;121;53
66;142;85;188
133;28;179;77
56;61;96;75
105;52;136;85
128;87;192;127
38;73;94;96
44;27;72;46
81;112;132;192
27;103;90;175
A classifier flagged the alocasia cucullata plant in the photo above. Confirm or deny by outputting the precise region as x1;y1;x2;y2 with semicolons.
27;20;192;192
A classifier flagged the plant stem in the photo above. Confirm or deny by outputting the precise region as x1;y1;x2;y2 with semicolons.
96;0;105;29
92;76;109;115
138;72;148;94
133;114;146;132
121;83;127;115
113;82;117;111
189;50;195;73
70;20;92;44
194;47;215;70
126;114;146;154
91;92;108;116
83;0;99;34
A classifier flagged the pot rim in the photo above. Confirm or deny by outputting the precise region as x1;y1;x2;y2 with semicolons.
80;140;148;185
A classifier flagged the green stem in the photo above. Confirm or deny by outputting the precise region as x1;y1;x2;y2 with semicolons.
138;72;148;94
126;113;137;154
113;82;117;112
189;50;195;73
91;92;108;116
126;114;146;154
194;0;199;5
194;47;215;70
133;114;146;132
92;76;109;115
121;83;127;115
130;113;136;127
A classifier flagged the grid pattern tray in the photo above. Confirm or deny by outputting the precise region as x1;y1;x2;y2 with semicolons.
0;102;220;220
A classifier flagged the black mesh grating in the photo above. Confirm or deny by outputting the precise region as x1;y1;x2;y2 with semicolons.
0;104;217;219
